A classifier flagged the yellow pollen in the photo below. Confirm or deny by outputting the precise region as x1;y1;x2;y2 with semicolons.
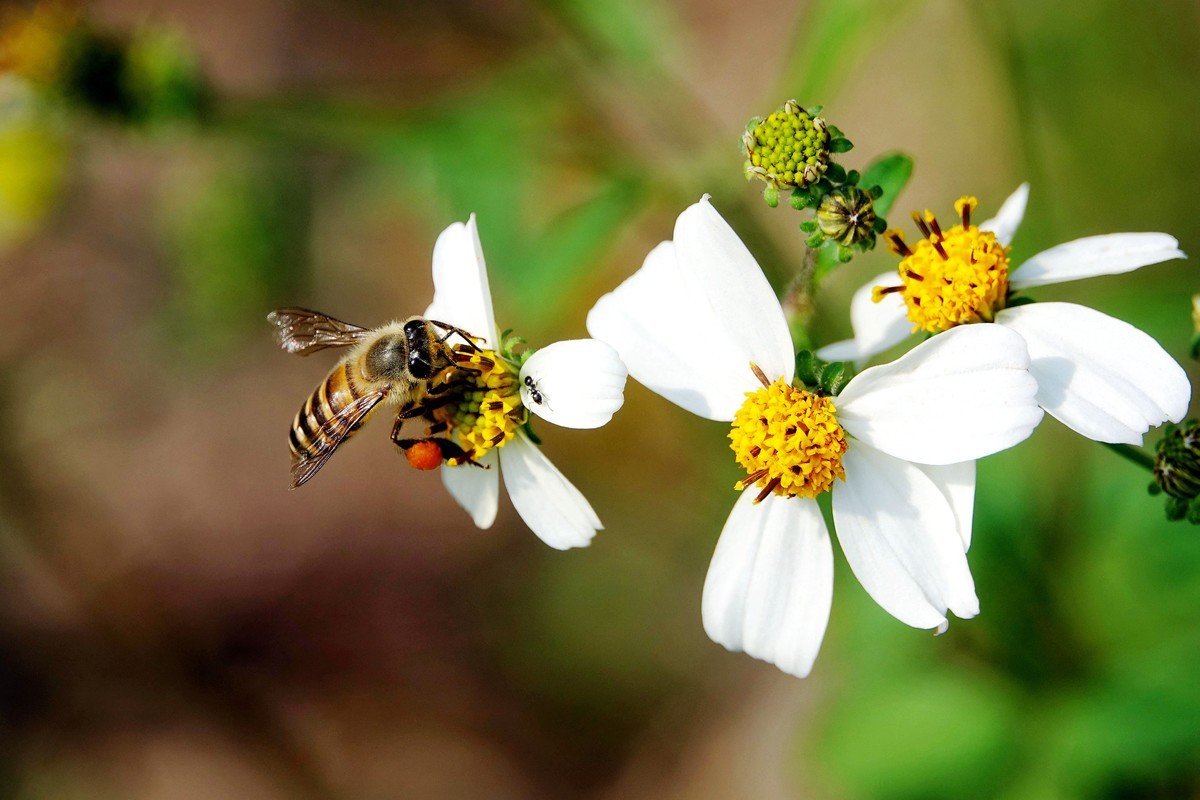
728;377;848;501
432;347;526;464
876;195;1010;333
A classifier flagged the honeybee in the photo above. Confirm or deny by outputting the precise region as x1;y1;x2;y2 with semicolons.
268;307;483;488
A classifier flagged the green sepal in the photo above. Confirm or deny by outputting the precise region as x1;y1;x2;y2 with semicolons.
1190;332;1200;360
764;185;780;208
522;419;543;446
790;191;811;210
799;219;819;233
805;232;824;249
795;350;820;388
829;137;854;154
826;124;844;138
873;215;888;233
825;162;847;183
1166;495;1187;521
868;184;884;200
845;169;860;185
1005;295;1036;308
837;245;853;263
808;104;823;115
860;152;914;216
1148;481;1163;496
1189;499;1200;525
745;116;763;133
820;361;851;395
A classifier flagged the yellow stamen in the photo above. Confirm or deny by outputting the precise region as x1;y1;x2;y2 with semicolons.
875;195;1010;333
432;347;526;462
728;376;848;501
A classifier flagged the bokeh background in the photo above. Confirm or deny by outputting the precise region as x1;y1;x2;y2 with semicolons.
1;0;1199;797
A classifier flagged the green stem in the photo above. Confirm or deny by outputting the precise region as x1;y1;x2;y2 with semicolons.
1102;441;1156;472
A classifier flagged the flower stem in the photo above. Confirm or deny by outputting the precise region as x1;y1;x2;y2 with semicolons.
1101;441;1155;472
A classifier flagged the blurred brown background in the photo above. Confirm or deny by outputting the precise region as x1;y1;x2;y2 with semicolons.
1;0;1198;798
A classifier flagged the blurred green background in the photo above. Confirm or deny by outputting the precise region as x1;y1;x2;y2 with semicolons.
0;0;1198;798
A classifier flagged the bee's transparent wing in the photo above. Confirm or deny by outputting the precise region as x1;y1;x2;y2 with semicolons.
268;308;370;355
289;390;387;489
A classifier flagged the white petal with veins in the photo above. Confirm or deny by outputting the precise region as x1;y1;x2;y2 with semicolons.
442;449;500;529
701;490;833;678
587;240;761;421
978;183;1028;247
425;215;498;348
996;302;1190;444
500;433;600;550
1009;233;1186;289
833;445;979;629
816;271;911;363
836;324;1042;464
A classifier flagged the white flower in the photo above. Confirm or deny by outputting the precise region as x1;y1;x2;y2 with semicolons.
586;196;1043;677
818;184;1190;445
423;215;627;549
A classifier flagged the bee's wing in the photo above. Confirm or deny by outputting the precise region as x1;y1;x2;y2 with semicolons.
268;308;370;355
290;389;387;489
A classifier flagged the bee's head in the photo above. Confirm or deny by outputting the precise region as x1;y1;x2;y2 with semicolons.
403;318;444;380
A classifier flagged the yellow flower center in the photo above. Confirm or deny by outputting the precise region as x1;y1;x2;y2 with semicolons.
874;196;1010;333
432;347;526;465
728;372;848;501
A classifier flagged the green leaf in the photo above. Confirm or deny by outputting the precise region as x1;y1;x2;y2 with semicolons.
774;0;921;102
860;152;914;217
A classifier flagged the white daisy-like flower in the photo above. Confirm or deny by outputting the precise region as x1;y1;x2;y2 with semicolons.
586;196;1044;677
817;185;1190;445
421;215;627;550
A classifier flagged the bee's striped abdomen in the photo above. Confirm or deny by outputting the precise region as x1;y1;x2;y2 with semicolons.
288;361;387;487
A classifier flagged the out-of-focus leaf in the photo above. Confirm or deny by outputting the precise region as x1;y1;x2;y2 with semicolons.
776;0;919;102
535;0;680;67
158;151;310;355
502;177;643;325
861;151;913;217
813;670;1019;799
368;60;647;328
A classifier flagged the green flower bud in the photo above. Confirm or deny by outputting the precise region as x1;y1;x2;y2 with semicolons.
1154;421;1200;501
742;100;831;193
816;186;878;247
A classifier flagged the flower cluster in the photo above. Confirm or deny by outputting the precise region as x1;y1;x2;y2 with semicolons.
266;94;1190;682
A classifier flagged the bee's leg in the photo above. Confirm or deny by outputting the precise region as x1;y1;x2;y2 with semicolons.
428;320;485;353
393;435;486;469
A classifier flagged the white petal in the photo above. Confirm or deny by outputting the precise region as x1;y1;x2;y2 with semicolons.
701;491;833;679
913;461;976;550
815;271;911;363
979;183;1028;247
518;339;627;429
587;240;760;421
442;449;500;529
1009;233;1186;289
673;196;795;383
996;303;1191;444
833;445;979;629
837;324;1043;464
424;216;498;348
499;433;601;550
